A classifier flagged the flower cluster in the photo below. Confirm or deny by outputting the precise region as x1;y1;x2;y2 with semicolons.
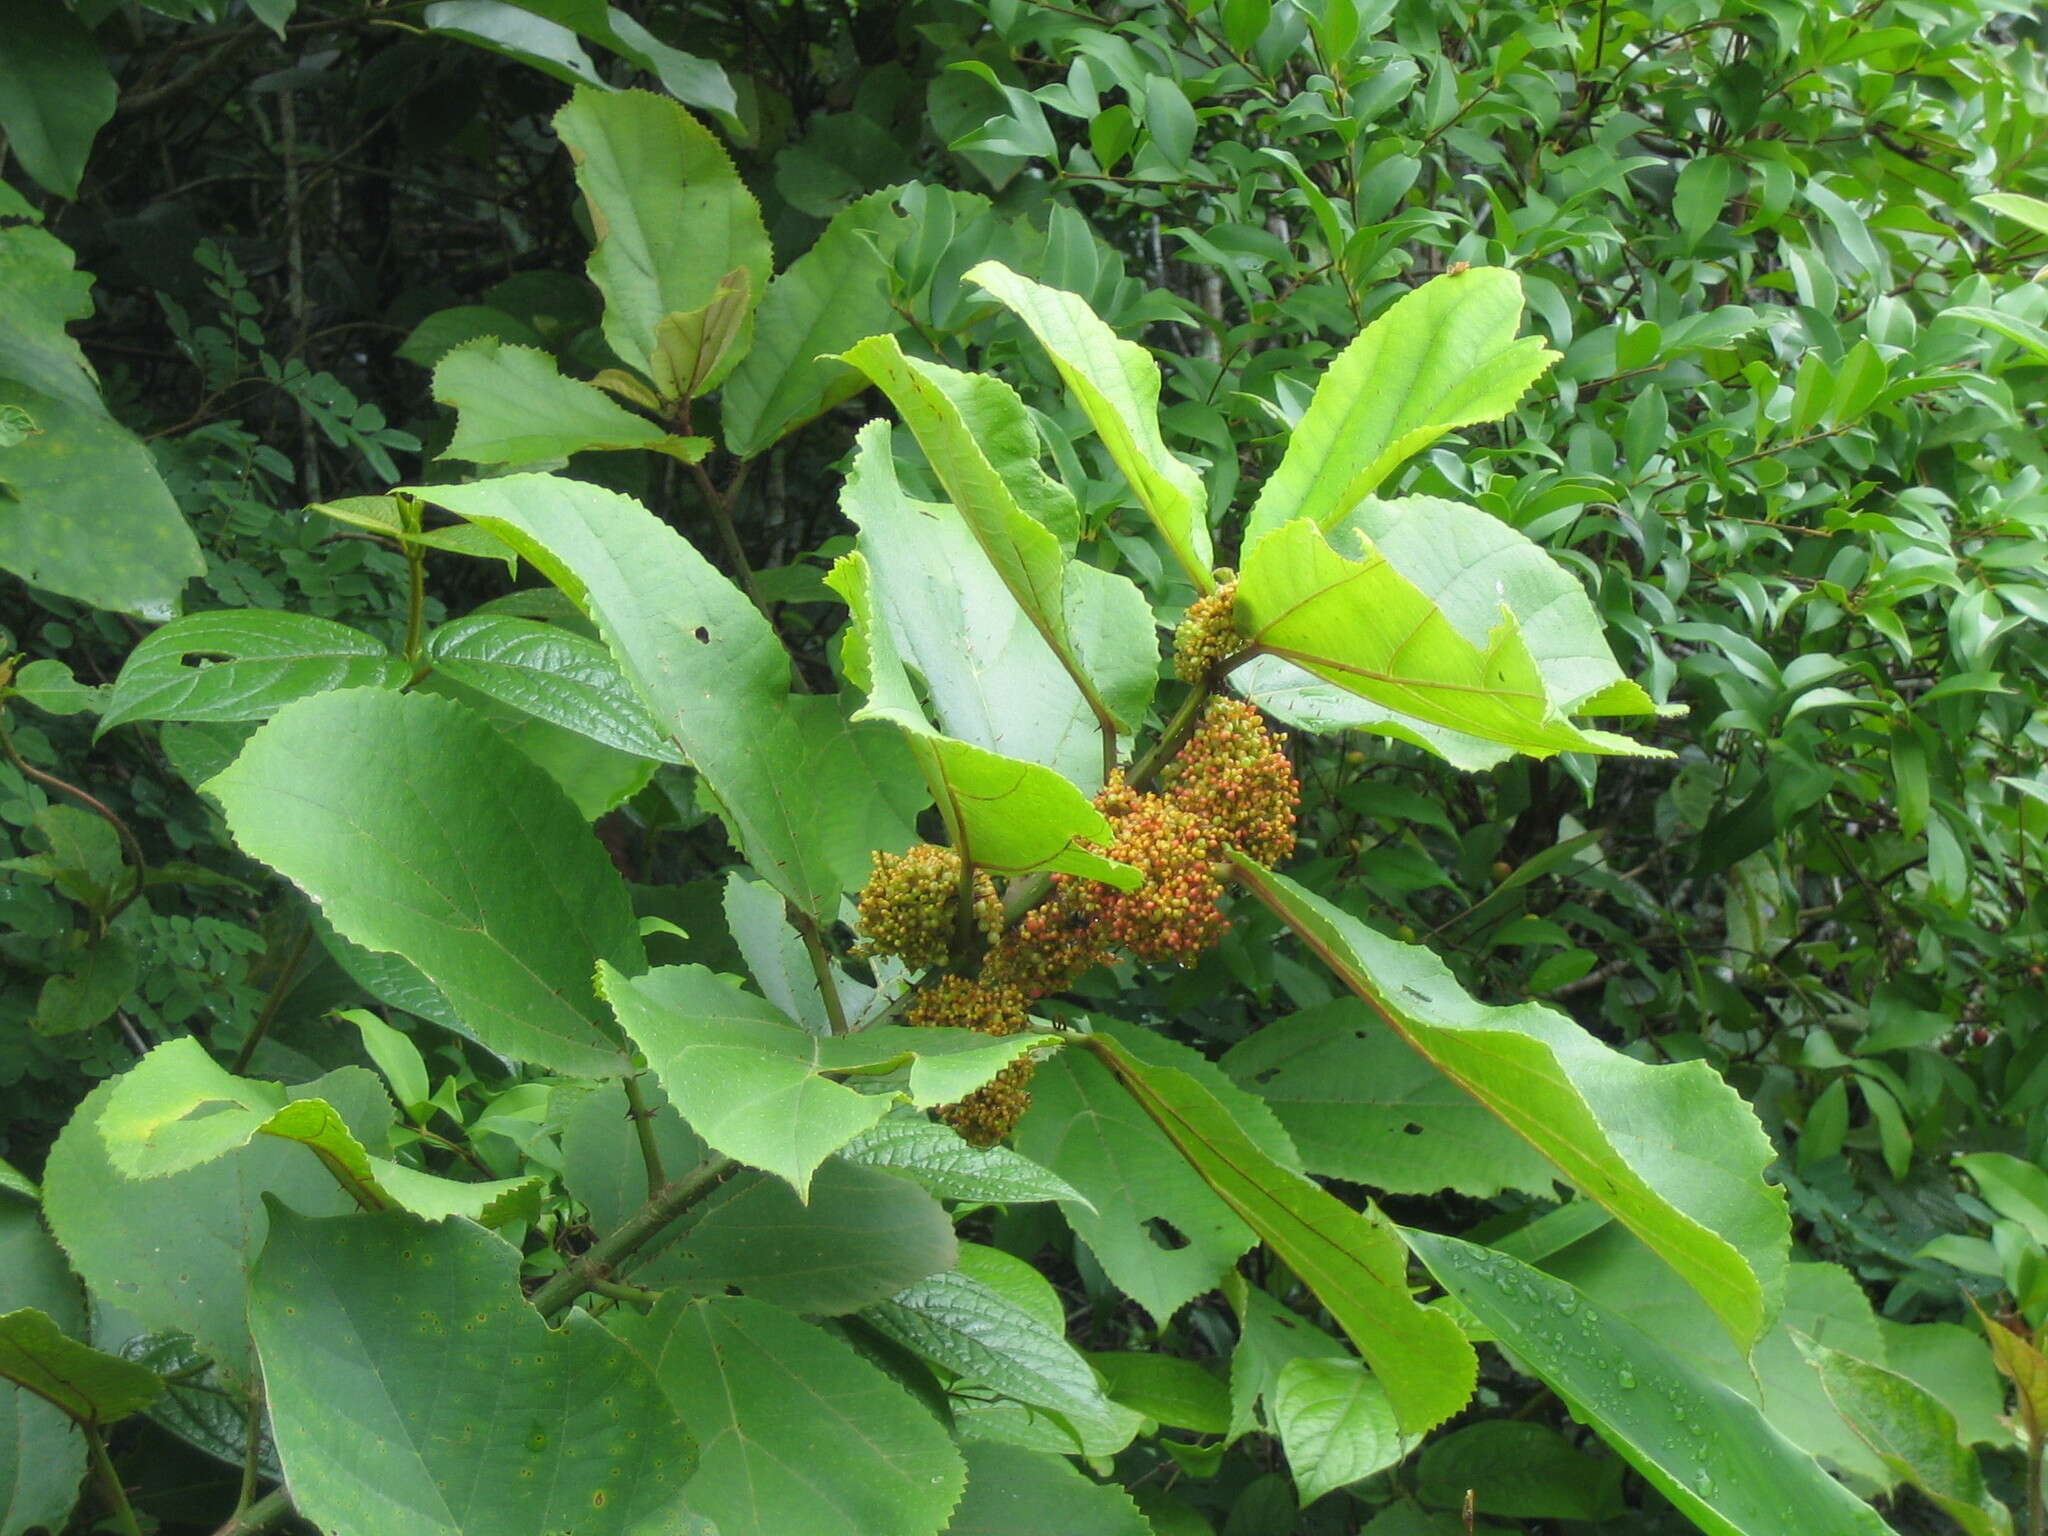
1172;579;1243;684
903;975;1034;1146
854;844;1002;969
877;697;1298;1146
1160;697;1300;865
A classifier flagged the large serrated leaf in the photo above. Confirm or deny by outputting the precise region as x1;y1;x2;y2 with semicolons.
433;337;705;464
829;536;1138;889
866;1268;1125;1439
40;1069;390;1380
422;613;677;760
98;611;404;733
1407;1234;1894;1536
1244;268;1556;547
554;86;770;389
101;1039;540;1224
0;380;204;620
723;190;909;456
615;1294;964;1536
839;1117;1089;1207
251;1207;694;1536
1235;862;1787;1349
207;688;640;1076
599;962;1046;1196
416;473;915;916
839;337;1156;739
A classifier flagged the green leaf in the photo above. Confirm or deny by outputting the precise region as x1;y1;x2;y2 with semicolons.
559;1079;705;1239
99;612;405;732
0;1213;83;1536
1243;269;1557;547
0;1;115;198
835;415;1106;788
838;338;1157;738
1086;1352;1229;1435
0;1310;160;1427
40;1069;391;1379
341;1009;431;1120
423;614;677;761
648;266;752;400
724;191;909;456
1979;191;2048;240
1270;1357;1406;1506
99;1039;538;1223
966;261;1212;586
1013;1024;1283;1325
0;379;203;620
1085;1031;1475;1435
1943;305;2048;366
1234;861;1786;1349
1881;1321;2009;1448
250;1206;694;1536
1142;75;1197;170
417;473;913;916
829;541;1138;888
1407;1233;1894;1536
117;1331;276;1484
599;962;1042;1195
553;87;770;390
1802;1338;2011;1536
1545;1229;1888;1485
944;1442;1153;1536
865;1267;1129;1441
1415;1421;1624;1520
433;337;707;463
8;657;96;716
1236;519;1662;760
615;1294;964;1536
839;1117;1089;1207
1221;998;1560;1198
660;1160;956;1314
207;688;641;1076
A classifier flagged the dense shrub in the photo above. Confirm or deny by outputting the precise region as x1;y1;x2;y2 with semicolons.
5;3;2048;1533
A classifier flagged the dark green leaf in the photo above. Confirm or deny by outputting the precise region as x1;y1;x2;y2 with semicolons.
207;688;641;1076
250;1207;694;1536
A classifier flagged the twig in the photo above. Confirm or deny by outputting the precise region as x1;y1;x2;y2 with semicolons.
209;1485;292;1536
620;1074;668;1199
528;1156;738;1318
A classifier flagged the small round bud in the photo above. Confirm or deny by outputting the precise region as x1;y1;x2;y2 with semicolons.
856;844;1002;969
1173;580;1244;684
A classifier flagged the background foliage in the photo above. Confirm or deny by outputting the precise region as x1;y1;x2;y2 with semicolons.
6;0;2048;1533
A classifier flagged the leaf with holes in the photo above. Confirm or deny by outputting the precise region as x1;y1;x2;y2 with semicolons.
98;612;402;733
